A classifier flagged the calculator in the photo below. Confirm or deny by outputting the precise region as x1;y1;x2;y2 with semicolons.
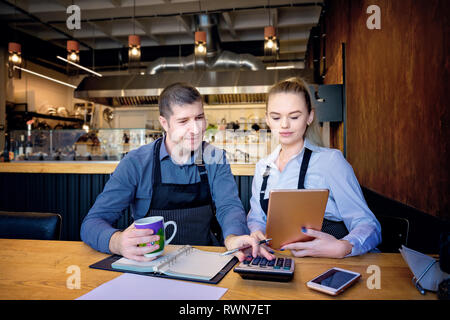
233;256;295;282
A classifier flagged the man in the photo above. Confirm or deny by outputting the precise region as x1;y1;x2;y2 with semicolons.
81;83;272;262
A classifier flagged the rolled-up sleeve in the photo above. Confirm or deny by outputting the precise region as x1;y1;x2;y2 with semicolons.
210;152;249;238
325;150;382;256
80;156;139;253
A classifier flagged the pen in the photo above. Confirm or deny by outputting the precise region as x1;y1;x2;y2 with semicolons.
221;238;272;256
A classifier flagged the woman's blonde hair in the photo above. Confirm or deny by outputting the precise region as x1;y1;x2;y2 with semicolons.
266;77;324;147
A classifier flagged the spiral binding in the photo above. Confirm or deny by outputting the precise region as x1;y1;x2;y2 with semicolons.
155;245;194;273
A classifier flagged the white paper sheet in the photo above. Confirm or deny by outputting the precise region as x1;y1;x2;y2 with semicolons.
76;273;228;300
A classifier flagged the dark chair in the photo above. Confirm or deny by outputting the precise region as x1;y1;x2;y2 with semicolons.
362;186;449;253
377;215;410;252
0;211;62;240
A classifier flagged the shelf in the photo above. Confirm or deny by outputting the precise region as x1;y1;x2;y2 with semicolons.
10;111;84;123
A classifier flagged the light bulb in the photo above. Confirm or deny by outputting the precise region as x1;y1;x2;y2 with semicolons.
131;47;139;56
69;52;78;62
197;44;205;53
267;39;274;49
11;54;20;63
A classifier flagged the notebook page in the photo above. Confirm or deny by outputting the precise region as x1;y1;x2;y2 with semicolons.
159;248;234;280
111;245;183;272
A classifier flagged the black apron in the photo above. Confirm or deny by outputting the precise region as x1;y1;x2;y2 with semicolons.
145;138;222;246
259;147;349;239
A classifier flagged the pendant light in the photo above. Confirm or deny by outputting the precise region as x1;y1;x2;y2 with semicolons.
128;0;141;65
8;3;22;78
8;42;22;66
67;40;80;63
8;42;22;78
128;34;141;62
264;26;278;56
194;31;207;58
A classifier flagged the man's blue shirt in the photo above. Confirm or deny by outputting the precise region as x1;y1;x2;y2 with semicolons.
80;138;249;253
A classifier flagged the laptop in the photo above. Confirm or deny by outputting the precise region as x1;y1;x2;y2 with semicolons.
265;189;329;250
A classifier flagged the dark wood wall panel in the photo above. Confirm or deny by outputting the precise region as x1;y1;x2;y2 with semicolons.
321;1;348;152
322;0;449;219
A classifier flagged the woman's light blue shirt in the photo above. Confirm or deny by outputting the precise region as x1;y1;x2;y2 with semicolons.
247;138;382;256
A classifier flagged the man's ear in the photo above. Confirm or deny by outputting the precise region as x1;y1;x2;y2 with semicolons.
159;115;169;132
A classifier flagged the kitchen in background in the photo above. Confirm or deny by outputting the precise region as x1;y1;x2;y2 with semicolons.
1;0;337;164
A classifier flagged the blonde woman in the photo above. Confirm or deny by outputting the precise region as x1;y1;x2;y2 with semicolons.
248;78;381;258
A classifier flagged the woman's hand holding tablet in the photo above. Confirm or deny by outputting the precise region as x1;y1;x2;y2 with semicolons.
280;227;353;258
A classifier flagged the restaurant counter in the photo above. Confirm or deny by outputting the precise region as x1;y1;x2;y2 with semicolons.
0;161;255;176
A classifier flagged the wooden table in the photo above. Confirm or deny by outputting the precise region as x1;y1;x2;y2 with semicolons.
0;239;436;300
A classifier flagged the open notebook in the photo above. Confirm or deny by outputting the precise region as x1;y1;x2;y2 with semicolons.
111;245;235;281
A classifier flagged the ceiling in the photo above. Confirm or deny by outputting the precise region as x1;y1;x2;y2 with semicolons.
0;0;323;72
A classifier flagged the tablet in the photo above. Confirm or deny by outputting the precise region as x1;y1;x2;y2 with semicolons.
265;189;329;249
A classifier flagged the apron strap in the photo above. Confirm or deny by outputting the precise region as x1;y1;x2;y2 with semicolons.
153;137;163;184
195;143;209;183
260;166;271;203
297;148;312;189
195;142;220;243
196;161;214;204
194;142;213;203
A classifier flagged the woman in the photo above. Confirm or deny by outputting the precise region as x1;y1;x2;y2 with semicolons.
248;77;381;258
